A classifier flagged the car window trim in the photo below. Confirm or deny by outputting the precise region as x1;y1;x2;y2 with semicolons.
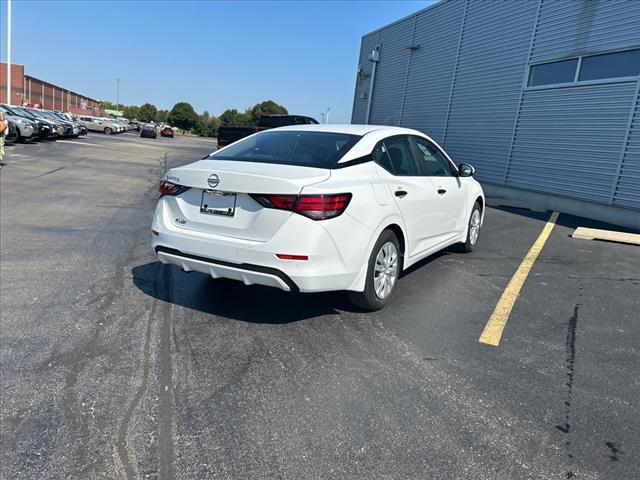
333;154;372;169
372;134;421;177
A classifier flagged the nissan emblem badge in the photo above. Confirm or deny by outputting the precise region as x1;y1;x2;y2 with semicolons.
207;174;220;188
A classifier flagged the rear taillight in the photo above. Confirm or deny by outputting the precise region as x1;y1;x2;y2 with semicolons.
250;193;352;220
276;254;309;261
159;181;189;196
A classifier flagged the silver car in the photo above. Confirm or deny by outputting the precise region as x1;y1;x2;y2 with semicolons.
76;116;119;135
0;105;39;142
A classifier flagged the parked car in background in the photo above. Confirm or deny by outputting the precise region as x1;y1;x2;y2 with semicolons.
22;107;74;138
110;119;129;132
3;105;60;140
49;111;86;136
160;126;174;138
141;124;157;138
34;110;80;138
4;119;19;144
129;120;140;131
77;116;119;135
0;105;40;142
216;114;319;148
153;125;484;311
99;118;124;133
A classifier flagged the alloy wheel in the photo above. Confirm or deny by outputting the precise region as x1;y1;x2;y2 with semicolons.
373;241;398;299
469;209;481;245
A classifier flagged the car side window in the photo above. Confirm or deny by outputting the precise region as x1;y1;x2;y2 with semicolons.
383;136;419;176
372;143;395;174
412;137;454;177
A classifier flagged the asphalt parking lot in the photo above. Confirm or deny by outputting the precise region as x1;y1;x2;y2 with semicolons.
1;133;639;480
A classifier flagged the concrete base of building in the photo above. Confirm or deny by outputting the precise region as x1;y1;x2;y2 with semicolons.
482;183;640;230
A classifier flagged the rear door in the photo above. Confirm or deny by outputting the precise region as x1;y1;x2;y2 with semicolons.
373;136;442;258
410;136;468;239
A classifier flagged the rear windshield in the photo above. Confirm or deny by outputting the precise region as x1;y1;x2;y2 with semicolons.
210;131;361;169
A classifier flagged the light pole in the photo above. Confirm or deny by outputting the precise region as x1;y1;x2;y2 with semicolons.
325;107;330;124
6;0;12;106
116;78;120;115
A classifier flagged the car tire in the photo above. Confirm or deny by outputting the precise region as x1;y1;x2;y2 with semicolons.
456;201;482;253
348;229;401;312
104;127;113;135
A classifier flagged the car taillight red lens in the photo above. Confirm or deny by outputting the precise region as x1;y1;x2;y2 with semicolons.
252;194;297;209
276;254;309;261
250;193;352;220
294;194;352;220
159;181;189;196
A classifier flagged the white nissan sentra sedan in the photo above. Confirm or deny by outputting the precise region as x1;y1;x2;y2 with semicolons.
151;125;484;310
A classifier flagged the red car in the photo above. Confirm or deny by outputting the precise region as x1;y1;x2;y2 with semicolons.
160;126;174;138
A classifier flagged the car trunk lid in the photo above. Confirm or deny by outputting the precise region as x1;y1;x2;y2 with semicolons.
162;159;331;242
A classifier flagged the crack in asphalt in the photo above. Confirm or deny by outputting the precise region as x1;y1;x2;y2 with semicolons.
116;300;156;480
33;166;66;178
158;264;176;480
115;153;175;480
557;299;580;479
605;441;622;462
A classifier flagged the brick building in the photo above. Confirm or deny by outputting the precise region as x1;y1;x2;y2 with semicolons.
0;62;102;115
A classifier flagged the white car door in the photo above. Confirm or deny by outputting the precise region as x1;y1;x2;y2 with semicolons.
372;136;443;259
411;136;468;241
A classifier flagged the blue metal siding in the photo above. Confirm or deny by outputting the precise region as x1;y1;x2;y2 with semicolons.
531;0;640;62
442;0;539;183
398;0;465;144
368;18;414;126
351;33;379;124
614;85;640;210
353;0;640;214
507;83;637;204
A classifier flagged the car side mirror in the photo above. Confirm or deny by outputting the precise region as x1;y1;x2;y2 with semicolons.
458;163;475;177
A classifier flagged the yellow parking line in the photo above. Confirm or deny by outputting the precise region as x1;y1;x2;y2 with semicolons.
479;211;560;346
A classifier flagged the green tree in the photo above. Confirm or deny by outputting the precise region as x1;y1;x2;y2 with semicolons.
167;102;199;133
155;109;169;123
193;111;220;137
138;103;158;123
219;109;250;126
100;100;117;111
248;100;288;124
122;105;140;120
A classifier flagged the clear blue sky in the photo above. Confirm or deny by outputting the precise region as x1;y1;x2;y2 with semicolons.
0;0;433;122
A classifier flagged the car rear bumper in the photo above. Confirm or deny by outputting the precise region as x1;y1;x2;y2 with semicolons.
155;246;298;291
151;199;370;293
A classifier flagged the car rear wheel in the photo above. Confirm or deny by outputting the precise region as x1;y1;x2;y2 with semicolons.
104;127;113;135
456;202;482;253
348;229;400;311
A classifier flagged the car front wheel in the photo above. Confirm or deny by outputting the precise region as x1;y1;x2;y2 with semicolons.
348;229;400;311
104;127;113;135
456;202;482;253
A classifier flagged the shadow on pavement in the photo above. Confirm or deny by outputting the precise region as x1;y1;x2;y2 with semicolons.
493;206;640;233
132;261;357;324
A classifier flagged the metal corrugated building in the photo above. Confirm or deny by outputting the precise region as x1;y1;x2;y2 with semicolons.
352;0;640;227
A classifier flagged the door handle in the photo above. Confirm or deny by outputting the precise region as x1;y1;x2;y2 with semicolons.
437;188;447;195
395;190;408;198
